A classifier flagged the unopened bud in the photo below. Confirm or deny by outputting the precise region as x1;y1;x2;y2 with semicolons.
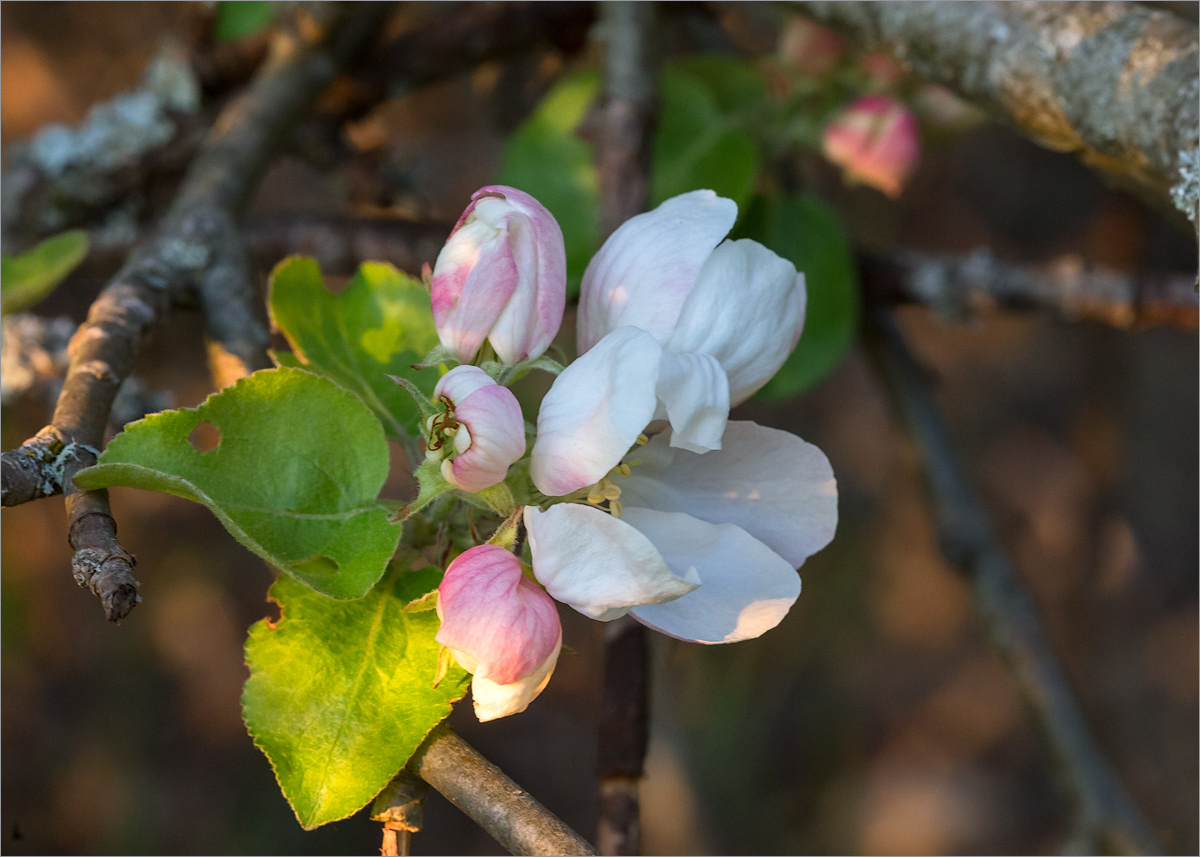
431;186;566;365
822;95;920;198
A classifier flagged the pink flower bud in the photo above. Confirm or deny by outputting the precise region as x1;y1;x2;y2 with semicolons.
436;545;562;721
779;17;843;78
822;95;920;198
431;186;567;364
429;366;526;493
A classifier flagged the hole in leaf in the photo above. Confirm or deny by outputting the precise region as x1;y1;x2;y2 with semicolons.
291;555;340;578
188;421;221;452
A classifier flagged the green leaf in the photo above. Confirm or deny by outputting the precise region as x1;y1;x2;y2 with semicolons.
738;193;861;399
498;71;601;295
650;70;760;210
668;55;769;115
214;0;274;42
74;368;399;599
243;564;469;829
1;230;89;315
269;257;441;441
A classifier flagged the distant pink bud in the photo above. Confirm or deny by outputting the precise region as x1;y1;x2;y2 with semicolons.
436;545;562;721
822;95;920;198
431;186;566;364
779;17;843;78
859;52;906;88
430;366;525;493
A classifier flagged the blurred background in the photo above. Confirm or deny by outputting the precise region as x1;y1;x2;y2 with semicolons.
1;2;1196;854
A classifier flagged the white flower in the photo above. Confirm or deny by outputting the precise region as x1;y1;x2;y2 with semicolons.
436;544;562;721
531;190;806;497
525;422;837;643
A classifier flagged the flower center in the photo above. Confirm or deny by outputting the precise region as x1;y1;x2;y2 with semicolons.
555;432;650;518
425;397;472;475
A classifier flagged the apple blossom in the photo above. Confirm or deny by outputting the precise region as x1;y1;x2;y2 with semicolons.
431;185;567;364
532;190;806;496
822;94;920;198
524;422;837;643
427;365;525;493
436;544;562;721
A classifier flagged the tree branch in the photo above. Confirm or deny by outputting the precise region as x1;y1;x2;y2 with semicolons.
591;4;661;854
797;1;1200;228
861;247;1198;329
410;726;597;856
0;5;388;623
864;306;1159;855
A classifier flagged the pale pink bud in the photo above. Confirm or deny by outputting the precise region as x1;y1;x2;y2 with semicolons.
436;545;562;721
431;366;526;493
779;17;843;78
431;186;567;364
822;95;920;198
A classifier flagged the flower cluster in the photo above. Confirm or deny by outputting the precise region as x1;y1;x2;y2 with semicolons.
419;186;837;721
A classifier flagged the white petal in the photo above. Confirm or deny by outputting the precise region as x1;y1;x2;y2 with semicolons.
619;421;837;568
524;504;699;621
577;190;737;352
530;326;662;497
622;508;800;644
470;627;562;722
434;365;494;405
666;239;806;404
655;351;729;453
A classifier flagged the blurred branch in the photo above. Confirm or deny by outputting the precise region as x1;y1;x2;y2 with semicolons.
797;1;1200;229
410;726;597;856
343;1;596;121
0;49;204;252
87;213;454;279
0;5;388;622
592;4;660;854
862;248;1199;329
864;306;1159;855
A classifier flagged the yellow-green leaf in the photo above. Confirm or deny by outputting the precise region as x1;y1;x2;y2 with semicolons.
243;565;469;829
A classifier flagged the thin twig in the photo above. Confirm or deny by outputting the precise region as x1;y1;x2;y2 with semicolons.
593;3;661;854
410;726;597;856
0;5;388;623
861;248;1199;330
796;1;1200;228
864;306;1159;855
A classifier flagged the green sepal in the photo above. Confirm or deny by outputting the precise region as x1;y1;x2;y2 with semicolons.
393;458;453;522
471;480;517;517
388;375;439;423
412;343;460;372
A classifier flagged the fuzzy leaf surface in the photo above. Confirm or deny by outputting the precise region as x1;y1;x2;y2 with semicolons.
269;257;440;441
243;565;468;829
74;368;398;599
